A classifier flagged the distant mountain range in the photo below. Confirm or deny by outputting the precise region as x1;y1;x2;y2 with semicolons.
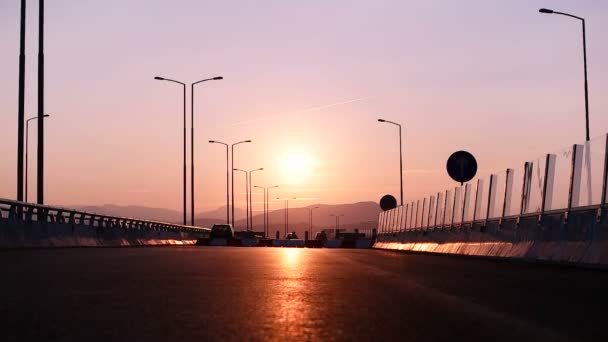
73;201;381;237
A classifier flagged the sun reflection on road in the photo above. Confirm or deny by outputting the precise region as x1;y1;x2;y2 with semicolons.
263;248;322;340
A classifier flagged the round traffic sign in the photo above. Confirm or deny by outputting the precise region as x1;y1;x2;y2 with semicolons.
446;151;477;184
379;195;397;211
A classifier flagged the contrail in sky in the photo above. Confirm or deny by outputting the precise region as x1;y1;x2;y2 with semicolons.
230;96;375;127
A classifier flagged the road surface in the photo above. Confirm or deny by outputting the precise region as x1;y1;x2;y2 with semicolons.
1;247;607;341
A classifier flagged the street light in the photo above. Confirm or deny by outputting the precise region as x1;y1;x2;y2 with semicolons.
231;140;252;227
191;76;223;225
234;168;263;231
378;118;404;205
209;140;229;224
25;114;50;202
277;197;296;237
308;206;320;238
155;76;187;225
249;168;264;231
330;214;345;230
233;168;247;230
539;8;591;141
255;185;279;237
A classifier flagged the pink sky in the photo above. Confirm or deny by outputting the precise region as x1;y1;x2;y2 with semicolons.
1;0;608;213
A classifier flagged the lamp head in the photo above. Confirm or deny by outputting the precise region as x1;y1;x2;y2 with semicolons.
213;76;223;80
378;119;386;122
43;114;50;118
245;140;252;143
154;76;165;80
209;140;215;143
539;8;554;14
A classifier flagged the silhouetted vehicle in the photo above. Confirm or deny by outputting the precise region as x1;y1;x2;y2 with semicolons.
314;231;328;241
286;231;299;240
210;224;234;239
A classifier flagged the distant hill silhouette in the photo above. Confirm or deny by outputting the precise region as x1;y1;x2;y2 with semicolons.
72;201;380;237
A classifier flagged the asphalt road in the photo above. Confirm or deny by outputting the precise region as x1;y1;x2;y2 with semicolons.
1;247;608;341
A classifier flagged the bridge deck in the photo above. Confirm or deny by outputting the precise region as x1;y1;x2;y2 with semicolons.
2;247;607;341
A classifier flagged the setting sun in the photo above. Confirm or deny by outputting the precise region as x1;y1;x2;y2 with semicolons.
279;149;314;185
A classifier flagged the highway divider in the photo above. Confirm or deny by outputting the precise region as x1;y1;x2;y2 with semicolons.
0;199;208;248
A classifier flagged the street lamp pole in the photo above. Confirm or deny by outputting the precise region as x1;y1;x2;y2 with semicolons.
191;76;223;225
539;8;591;141
278;197;296;237
378;119;404;205
255;185;279;237
254;186;266;235
309;206;320;237
26;114;50;202
37;0;45;205
155;76;187;225
231;140;252;227
330;214;344;230
233;169;247;230
209;140;229;224
16;0;26;203
267;186;278;236
249;168;264;231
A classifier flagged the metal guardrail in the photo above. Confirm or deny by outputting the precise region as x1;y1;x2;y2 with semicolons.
379;133;608;236
0;198;210;234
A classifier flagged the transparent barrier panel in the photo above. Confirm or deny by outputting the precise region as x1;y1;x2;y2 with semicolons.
399;205;405;232
428;196;436;228
462;183;473;222
403;204;409;230
405;203;412;230
422;198;429;228
477;175;490;220
490;171;506;219
550;146;573;210
435;192;444;227
452;187;463;224
524;157;546;215
444;190;453;226
580;135;606;207
506;166;524;216
398;205;405;232
414;202;418;228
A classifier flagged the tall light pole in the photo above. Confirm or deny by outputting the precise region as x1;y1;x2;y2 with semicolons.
277;197;296;237
309;206;320;237
249;168;264;231
267;185;279;236
378;118;404;205
26;114;50;202
155;76;187;225
209;140;229;224
539;8;591;141
231;140;252;227
16;0;26;203
233;169;247;230
255;185;279;237
234;168;263;231
37;0;45;205
191;76;222;225
330;214;345;230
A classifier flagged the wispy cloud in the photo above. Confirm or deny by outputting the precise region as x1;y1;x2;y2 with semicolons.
230;96;376;127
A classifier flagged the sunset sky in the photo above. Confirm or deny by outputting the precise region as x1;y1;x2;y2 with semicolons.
1;0;608;214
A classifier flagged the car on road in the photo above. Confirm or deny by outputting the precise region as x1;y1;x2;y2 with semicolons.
210;224;234;240
314;231;328;241
285;231;299;240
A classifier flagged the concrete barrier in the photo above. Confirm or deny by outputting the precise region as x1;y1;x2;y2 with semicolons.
272;239;305;247
0;219;200;249
374;208;608;267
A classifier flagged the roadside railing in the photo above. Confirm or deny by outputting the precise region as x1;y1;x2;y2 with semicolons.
0;198;209;234
378;134;608;235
